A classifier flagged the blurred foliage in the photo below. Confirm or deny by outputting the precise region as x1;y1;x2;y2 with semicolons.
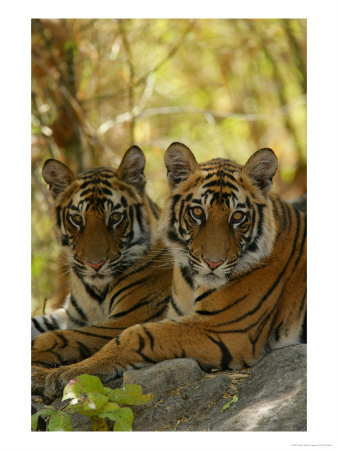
31;18;306;313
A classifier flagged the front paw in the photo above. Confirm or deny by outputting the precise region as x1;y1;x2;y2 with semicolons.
31;366;72;400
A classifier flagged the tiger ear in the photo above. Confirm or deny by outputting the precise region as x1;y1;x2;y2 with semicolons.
42;159;75;198
117;145;146;193
164;142;199;189
242;148;278;194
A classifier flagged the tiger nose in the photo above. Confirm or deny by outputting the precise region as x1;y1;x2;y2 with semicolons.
204;258;224;270
86;260;105;271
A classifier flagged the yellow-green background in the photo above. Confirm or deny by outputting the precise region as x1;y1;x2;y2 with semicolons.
31;18;306;313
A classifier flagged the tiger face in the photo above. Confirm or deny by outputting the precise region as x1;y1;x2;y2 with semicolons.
42;146;155;287
162;142;278;289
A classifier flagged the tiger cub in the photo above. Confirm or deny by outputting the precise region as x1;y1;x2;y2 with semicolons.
31;146;172;367
32;143;306;398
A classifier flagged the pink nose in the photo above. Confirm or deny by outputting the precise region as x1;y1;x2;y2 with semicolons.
204;258;224;270
86;260;105;271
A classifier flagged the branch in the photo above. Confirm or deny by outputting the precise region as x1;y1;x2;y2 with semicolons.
97;95;306;136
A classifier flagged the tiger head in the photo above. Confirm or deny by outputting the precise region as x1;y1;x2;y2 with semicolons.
162;142;278;289
42;146;159;287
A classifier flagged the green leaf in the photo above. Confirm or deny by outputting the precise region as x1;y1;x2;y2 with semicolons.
91;416;109;431
62;374;104;401
99;401;121;413
31;408;56;430
48;411;72;431
98;407;134;431
222;394;239;411
103;384;154;406
66;392;109;416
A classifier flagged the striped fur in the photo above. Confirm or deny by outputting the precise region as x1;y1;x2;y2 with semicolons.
31;146;172;367
32;143;306;399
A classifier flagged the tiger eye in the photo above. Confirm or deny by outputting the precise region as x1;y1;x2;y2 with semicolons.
70;214;82;225
232;211;245;223
110;212;122;224
190;206;204;221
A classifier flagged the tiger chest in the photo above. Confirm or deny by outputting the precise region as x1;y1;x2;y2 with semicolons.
166;264;195;319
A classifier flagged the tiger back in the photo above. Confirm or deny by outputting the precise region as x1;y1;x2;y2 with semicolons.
31;146;172;367
32;143;306;398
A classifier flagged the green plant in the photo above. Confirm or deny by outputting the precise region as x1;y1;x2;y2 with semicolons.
222;391;238;411
31;374;153;431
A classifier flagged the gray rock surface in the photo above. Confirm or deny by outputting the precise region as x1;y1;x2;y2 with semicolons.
32;344;306;432
123;358;203;397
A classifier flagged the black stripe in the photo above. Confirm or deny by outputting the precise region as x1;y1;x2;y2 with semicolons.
300;310;307;343
136;334;157;364
48;315;58;330
110;295;156;319
299;287;307;312
89;325;127;330
277;198;288;232
180;265;194;289
65;309;87;327
194;289;216;303
121;196;127;207
101;187;113;196
206;334;232;370
31;318;45;334
273;320;283;343
56;205;62;229
196;294;248;316
134;203;144;232
170;295;184;316
42;316;58;331
81;280;109;304
111;286;144;310
203;179;239;190
70;294;88;322
142;325;155;351
167;229;185;245
249;303;279;354
246;203;265;252
109;276;151;311
80;178;112;190
76;341;93;360
147;196;160;220
53;331;68;348
64;329;114;339
144;304;169;322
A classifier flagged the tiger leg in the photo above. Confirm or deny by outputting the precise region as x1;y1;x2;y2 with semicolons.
31;319;125;368
32;294;169;368
32;318;246;399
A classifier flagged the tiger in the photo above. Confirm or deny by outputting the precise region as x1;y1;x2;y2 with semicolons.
31;146;172;367
32;142;306;399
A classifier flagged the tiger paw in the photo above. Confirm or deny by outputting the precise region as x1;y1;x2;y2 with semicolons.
31;366;75;400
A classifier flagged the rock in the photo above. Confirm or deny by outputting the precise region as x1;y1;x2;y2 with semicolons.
214;344;307;431
31;344;306;432
132;373;232;431
183;344;307;432
131;345;306;431
123;358;203;398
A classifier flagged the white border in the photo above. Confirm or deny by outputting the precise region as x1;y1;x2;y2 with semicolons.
1;1;337;449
